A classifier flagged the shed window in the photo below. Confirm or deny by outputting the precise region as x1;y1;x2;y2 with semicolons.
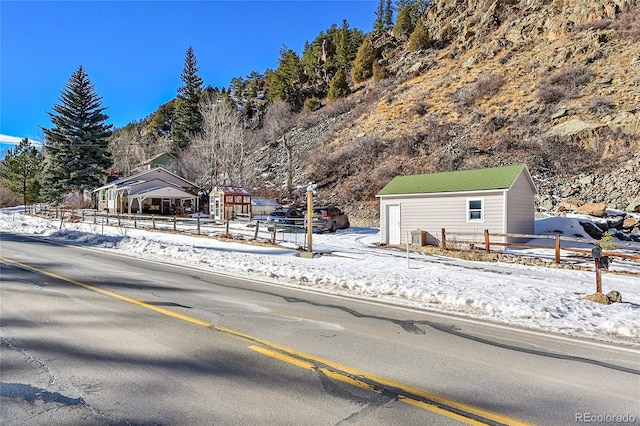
467;199;483;221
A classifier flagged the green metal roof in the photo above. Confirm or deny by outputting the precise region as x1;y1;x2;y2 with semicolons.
377;164;527;196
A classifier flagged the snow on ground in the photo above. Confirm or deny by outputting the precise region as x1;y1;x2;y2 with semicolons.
1;207;639;347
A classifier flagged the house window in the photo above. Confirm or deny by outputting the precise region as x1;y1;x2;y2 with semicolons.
225;195;233;203
467;198;483;221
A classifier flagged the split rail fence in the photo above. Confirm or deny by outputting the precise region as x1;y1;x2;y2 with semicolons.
438;228;640;264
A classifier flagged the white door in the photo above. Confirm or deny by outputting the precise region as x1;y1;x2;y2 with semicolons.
387;204;401;245
214;195;222;221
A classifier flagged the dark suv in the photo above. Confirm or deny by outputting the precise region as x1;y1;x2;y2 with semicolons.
266;209;303;231
305;206;350;233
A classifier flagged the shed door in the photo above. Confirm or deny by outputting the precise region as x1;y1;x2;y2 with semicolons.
387;204;401;245
213;195;223;221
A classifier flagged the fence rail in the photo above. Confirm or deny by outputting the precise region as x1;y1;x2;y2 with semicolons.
438;228;640;263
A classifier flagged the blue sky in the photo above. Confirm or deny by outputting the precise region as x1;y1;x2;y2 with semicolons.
0;0;378;147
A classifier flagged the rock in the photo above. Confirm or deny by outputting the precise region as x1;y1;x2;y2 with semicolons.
585;292;610;305
579;220;603;239
606;290;622;303
595;77;613;85
575;202;607;217
627;196;640;213
557;199;583;212
622;217;639;229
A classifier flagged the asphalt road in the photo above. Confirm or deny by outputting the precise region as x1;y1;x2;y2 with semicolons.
1;231;639;425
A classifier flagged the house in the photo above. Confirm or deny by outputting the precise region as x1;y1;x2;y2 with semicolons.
131;152;177;174
376;164;537;246
93;167;199;215
209;185;251;221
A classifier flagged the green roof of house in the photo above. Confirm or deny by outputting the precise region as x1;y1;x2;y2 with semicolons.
377;164;528;196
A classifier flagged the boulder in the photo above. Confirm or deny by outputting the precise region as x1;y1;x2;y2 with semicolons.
623;217;639;229
557;199;583;212
575;202;607;217
585;292;610;305
627;196;640;213
579;221;603;239
606;290;622;303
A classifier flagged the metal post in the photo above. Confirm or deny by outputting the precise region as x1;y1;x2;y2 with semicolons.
441;228;447;249
254;222;259;240
173;216;177;232
306;190;313;253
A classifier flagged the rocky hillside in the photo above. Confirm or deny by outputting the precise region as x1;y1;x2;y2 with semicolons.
251;0;640;226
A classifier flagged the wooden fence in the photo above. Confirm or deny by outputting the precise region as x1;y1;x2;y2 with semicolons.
438;228;640;264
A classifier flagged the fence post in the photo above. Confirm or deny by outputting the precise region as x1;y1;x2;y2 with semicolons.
197;217;201;235
152;215;156;229
441;228;447;249
225;220;229;235
595;259;602;293
254;222;259;240
555;234;561;264
173;215;177;232
484;229;490;253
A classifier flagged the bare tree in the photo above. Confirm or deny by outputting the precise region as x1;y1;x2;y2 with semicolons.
263;100;297;197
180;97;248;194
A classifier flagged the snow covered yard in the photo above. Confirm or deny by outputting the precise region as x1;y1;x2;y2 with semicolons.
1;207;639;347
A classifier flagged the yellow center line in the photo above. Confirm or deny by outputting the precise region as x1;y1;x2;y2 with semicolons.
3;256;532;426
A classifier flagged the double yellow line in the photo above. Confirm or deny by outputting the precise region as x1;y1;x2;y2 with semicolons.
2;256;531;426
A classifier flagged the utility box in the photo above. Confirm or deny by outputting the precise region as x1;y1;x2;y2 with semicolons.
411;229;427;246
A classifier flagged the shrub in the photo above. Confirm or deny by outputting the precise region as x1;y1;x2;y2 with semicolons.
372;62;392;82
613;6;640;40
303;96;322;112
455;74;504;106
408;21;433;51
537;66;594;104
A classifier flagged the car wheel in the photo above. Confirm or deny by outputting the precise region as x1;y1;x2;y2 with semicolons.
344;220;350;229
330;221;337;233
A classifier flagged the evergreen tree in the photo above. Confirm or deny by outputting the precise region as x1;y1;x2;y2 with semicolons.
394;0;428;38
171;46;204;154
327;69;349;101
0;138;42;208
408;18;433;51
41;66;113;202
374;0;385;31
351;34;377;83
266;46;304;110
384;0;394;29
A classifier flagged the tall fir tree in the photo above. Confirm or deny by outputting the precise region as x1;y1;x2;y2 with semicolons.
171;46;204;154
374;0;385;31
41;66;112;202
266;46;304;110
0;138;42;208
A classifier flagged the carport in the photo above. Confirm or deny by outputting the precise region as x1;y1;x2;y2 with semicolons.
128;186;198;215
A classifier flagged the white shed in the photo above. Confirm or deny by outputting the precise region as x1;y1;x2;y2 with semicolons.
376;164;537;246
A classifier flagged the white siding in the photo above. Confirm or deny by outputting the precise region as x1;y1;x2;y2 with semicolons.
379;191;506;245
505;172;535;235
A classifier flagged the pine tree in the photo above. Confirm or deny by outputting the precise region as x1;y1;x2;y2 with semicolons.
171;46;204;154
0;138;42;208
328;69;349;101
374;0;385;31
266;46;304;110
351;34;377;83
384;0;394;29
41;66;113;202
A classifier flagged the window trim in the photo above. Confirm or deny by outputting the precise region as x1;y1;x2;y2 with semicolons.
466;197;484;222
